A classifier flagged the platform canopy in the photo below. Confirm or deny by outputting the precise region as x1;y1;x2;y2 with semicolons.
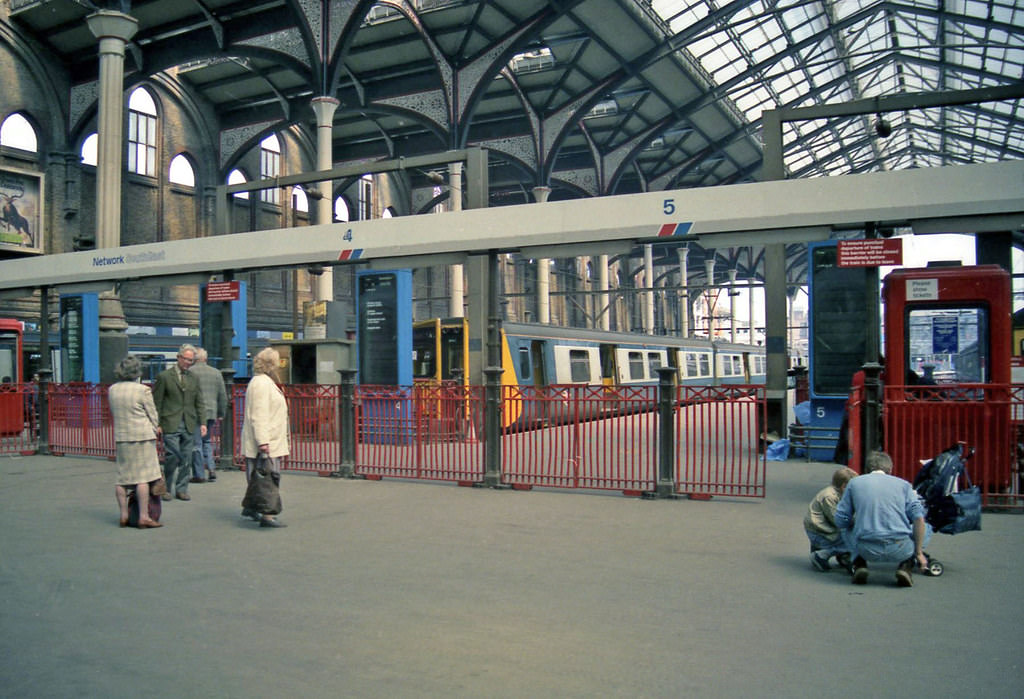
8;0;1023;284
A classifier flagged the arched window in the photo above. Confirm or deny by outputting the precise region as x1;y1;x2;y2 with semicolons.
259;134;280;204
0;113;38;152
127;87;157;176
168;153;195;187
228;169;249;199
292;185;309;213
334;196;349;222
358;174;372;220
80;133;98;165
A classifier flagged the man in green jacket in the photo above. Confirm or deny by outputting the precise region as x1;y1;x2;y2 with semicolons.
152;343;206;502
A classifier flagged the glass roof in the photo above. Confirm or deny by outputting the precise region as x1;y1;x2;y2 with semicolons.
651;0;1024;176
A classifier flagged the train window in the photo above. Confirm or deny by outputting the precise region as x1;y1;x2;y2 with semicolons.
684;353;698;378
647;352;662;378
517;346;531;380
906;306;988;383
568;349;591;383
698;354;710;377
627;351;645;380
732;356;743;375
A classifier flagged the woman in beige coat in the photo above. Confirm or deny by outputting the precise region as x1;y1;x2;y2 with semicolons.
241;347;289;527
108;355;163;528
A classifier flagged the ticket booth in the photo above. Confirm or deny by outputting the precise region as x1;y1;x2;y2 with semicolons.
270;339;354;384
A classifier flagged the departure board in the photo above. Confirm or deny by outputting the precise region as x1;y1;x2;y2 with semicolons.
809;244;871;396
358;272;399;384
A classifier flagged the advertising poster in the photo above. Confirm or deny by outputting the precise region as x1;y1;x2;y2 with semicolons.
0;166;43;254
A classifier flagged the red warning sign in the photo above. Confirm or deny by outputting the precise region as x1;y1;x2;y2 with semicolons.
206;281;240;302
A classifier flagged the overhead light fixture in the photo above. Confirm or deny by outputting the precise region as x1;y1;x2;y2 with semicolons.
873;115;892;138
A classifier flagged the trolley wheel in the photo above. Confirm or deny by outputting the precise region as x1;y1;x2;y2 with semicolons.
926;560;944;577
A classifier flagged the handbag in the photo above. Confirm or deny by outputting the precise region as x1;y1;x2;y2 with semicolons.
242;454;282;515
150;477;167;497
942;485;981;534
128;481;163;527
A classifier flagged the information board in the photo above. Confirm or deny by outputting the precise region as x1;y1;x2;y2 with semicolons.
59;293;99;383
356;270;412;385
809;243;871;397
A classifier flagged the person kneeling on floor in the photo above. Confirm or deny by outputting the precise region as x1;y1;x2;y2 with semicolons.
834;451;930;587
804;466;858;573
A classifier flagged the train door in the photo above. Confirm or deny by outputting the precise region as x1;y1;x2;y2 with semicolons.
439;320;467;383
529;340;547;387
412;319;440;383
599;344;616;387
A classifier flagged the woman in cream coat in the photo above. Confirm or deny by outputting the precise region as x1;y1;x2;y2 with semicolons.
241;346;290;527
108;355;163;528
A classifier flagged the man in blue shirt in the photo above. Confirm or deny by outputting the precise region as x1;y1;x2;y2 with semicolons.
834;451;930;587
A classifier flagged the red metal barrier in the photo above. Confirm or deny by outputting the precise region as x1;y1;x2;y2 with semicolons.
286;384;339;474
501;384;658;493
675;386;766;498
883;384;1020;509
0;382;37;455
354;384;485;483
48;383;114;459
847;385;863;471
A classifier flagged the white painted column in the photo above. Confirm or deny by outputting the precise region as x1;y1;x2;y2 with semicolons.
728;268;738;342
448;161;464;317
643;243;655;333
748;262;757;344
311;96;339;301
705;257;716;338
598;253;609;331
677;247;689;337
532;186;551;323
86;10;138;250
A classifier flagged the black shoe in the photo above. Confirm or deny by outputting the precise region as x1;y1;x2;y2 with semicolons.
851;557;869;585
207;471;217;482
260;517;287;528
241;508;261;521
836;553;854;575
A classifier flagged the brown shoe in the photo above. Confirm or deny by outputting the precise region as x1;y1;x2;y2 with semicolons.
189;477;206;484
175;491;191;501
160;492;173;502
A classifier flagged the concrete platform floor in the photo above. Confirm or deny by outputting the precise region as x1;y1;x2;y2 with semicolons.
0;453;1020;697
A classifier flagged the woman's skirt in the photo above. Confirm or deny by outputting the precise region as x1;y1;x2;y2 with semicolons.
115;440;162;486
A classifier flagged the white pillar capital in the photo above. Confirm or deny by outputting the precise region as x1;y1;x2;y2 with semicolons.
86;10;139;43
311;96;340;124
532;186;551;203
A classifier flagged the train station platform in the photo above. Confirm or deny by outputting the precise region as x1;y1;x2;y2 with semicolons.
0;452;1020;697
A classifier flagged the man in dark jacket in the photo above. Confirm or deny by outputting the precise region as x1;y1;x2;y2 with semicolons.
152;343;206;501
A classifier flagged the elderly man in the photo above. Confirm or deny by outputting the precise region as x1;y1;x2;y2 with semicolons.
834;451;931;587
152;343;206;501
189;347;227;483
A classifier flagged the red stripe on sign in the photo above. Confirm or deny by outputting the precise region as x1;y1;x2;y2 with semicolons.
658;223;676;237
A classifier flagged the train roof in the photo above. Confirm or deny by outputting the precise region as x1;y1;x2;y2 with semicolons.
501;321;761;352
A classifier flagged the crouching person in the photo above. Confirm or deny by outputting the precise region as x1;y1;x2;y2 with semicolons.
835;451;930;587
804;466;858;572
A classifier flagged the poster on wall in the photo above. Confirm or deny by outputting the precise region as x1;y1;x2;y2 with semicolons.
0;166;43;254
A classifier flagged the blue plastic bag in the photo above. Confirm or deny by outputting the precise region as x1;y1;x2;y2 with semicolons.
765;438;790;461
793;401;811;425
